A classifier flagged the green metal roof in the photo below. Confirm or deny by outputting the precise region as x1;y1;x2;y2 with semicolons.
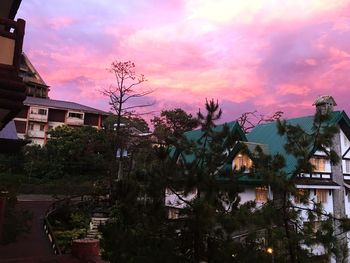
183;121;247;142
247;111;350;177
179;121;247;163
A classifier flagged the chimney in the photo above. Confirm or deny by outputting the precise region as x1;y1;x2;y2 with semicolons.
313;95;337;115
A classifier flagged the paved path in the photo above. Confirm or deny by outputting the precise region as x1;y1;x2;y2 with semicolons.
0;196;79;263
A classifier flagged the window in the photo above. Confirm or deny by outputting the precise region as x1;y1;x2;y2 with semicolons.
30;108;47;115
345;160;350;174
233;153;252;171
39;124;45;131
316;189;328;203
168;207;180;219
255;187;268;202
310;157;326;172
29;123;34;130
68;112;83;119
38;109;47;115
344;134;349;148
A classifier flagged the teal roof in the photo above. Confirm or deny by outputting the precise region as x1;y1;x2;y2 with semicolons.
183;121;246;142
179;121;247;163
247;111;350;177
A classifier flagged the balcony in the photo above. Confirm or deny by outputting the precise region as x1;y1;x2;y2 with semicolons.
0;17;26;130
28;108;48;122
27;129;45;138
66;112;84;126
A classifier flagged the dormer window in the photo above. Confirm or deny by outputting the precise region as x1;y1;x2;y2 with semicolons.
233;153;252;171
309;157;326;172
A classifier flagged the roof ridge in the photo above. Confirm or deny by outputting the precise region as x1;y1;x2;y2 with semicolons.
24;96;110;115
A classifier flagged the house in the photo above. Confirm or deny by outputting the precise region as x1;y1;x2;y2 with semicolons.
165;95;350;260
248;96;348;220
165;121;269;217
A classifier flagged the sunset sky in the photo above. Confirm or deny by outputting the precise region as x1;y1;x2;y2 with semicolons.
17;0;350;123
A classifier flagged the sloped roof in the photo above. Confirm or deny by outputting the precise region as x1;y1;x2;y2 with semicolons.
0;120;18;140
247;111;350;177
24;97;110;115
20;53;49;88
184;121;246;142
313;95;337;106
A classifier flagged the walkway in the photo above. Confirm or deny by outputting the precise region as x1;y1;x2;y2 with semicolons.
0;195;79;263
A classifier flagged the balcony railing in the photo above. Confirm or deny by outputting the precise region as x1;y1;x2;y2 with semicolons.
27;129;45;138
66;116;84;126
28;112;48;122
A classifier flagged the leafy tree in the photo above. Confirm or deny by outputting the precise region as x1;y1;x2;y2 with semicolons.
151;108;199;145
23;125;110;179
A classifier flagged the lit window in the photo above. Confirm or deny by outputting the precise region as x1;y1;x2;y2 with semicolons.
168;207;179;219
255;187;268;202
310;157;326;172
316;189;328;203
68;112;83;119
233;153;252;171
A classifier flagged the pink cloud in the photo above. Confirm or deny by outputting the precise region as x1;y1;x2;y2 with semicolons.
47;16;75;30
16;0;350;126
277;84;310;96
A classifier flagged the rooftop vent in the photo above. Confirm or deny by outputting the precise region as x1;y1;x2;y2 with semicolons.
313;95;337;115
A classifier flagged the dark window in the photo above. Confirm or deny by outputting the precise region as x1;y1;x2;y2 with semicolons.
14;120;26;133
40;124;45;131
84;113;99;126
38;109;47;115
68;112;83;119
48;109;66;122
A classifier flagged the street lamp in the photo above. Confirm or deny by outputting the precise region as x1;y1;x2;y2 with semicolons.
266;247;274;263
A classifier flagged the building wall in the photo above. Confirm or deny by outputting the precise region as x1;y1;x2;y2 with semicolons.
14;104;106;146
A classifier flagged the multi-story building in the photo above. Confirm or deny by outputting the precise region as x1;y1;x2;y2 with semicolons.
12;54;109;146
14;96;109;145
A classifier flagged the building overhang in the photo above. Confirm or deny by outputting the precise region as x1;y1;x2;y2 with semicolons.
296;184;341;190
